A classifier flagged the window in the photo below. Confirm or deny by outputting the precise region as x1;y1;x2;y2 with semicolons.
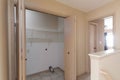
104;16;114;50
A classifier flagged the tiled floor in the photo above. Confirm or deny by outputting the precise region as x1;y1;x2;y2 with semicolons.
77;73;90;80
26;68;64;80
27;68;90;80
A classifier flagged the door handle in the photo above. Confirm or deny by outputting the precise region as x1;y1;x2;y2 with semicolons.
94;47;96;49
25;58;27;61
67;52;70;55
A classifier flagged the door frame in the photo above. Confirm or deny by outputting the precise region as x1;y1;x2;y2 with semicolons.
8;0;77;80
87;16;115;73
24;9;76;80
8;0;17;80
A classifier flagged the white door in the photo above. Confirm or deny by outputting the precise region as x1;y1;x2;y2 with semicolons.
89;24;97;53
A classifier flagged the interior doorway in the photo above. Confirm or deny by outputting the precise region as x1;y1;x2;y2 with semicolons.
89;16;114;53
24;10;76;80
25;9;65;80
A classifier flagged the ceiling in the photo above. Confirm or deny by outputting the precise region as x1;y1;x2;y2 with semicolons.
55;0;115;12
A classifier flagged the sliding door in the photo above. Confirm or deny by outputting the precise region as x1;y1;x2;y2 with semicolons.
64;16;76;80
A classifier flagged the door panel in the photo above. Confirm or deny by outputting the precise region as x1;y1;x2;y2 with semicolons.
16;0;26;80
89;24;97;53
64;16;76;80
88;24;97;72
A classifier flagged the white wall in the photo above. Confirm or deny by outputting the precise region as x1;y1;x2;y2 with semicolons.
26;10;64;75
26;10;59;31
26;42;64;75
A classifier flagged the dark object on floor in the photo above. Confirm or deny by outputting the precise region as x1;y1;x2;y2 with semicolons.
49;66;55;73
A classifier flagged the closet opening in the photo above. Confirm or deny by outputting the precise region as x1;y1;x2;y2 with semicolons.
89;16;114;53
25;9;65;80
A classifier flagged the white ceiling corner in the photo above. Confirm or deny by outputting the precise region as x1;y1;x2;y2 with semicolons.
55;0;115;12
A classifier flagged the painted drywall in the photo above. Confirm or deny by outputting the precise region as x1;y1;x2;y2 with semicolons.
26;42;64;75
26;10;58;31
0;0;8;80
86;0;120;72
25;0;87;76
26;10;64;75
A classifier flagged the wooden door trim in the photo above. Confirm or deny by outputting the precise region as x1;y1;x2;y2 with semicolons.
8;0;16;80
16;0;26;80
